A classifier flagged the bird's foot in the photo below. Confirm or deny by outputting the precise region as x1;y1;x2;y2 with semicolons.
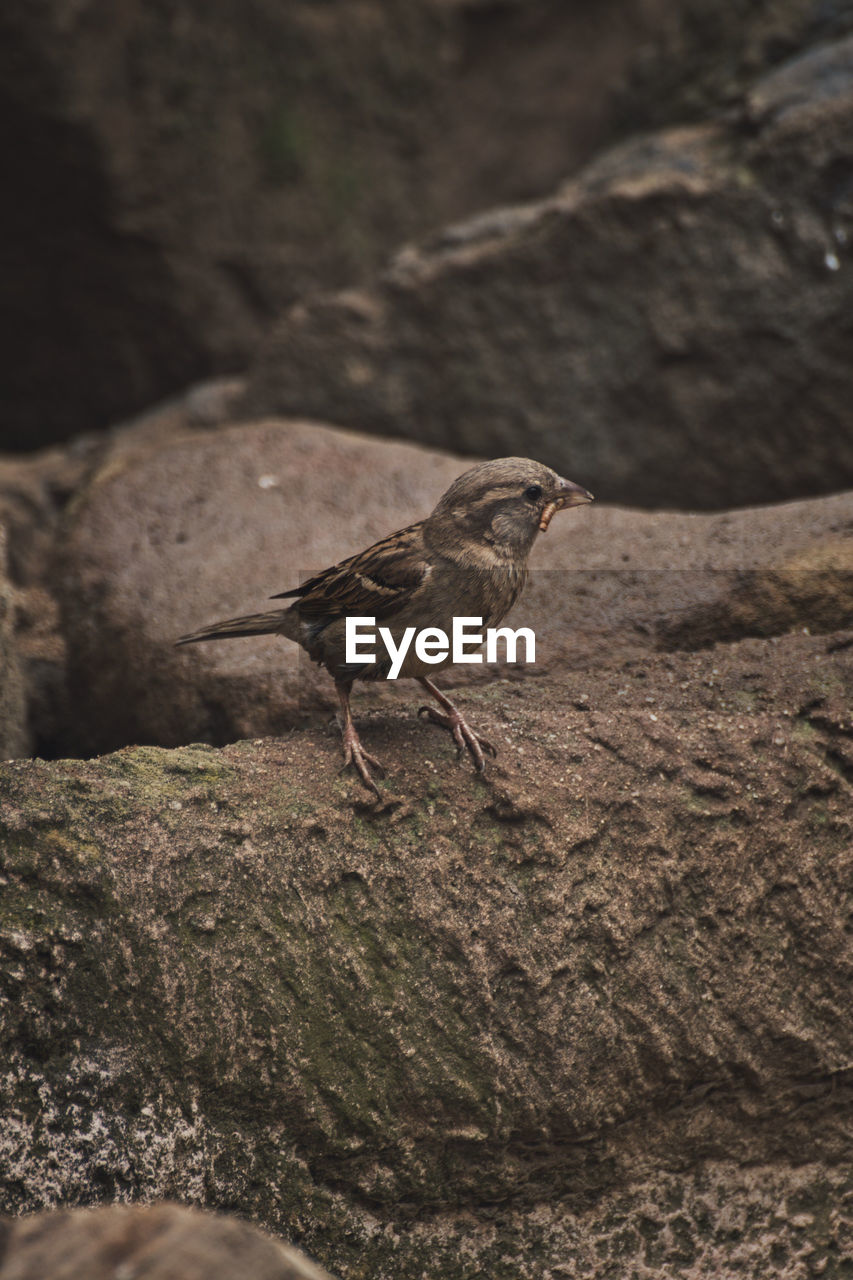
418;703;498;773
340;721;385;797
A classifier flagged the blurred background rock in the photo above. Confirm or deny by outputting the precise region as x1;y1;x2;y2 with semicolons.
3;0;853;478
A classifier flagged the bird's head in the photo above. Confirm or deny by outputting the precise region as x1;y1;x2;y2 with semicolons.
425;457;593;561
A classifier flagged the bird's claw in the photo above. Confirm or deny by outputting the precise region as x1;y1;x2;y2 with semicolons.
340;726;385;797
418;704;497;772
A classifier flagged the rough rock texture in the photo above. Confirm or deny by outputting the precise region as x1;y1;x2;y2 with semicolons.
0;529;29;761
2;0;846;449
1;630;851;1277
53;413;853;757
245;35;853;511
0;1203;336;1280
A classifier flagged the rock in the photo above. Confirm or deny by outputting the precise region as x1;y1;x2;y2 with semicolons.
244;36;853;511
524;492;853;673
0;441;101;760
55;412;852;756
0;443;97;589
0;528;29;760
0;379;246;758
12;587;68;761
0;1203;336;1280
1;1;845;448
0;378;245;590
657;536;853;651
1;632;851;1277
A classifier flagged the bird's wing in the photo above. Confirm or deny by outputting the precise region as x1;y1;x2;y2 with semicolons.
271;522;430;622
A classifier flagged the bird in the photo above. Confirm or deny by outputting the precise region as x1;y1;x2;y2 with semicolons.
176;457;593;796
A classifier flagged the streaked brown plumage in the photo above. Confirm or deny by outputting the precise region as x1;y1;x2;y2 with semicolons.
177;457;593;795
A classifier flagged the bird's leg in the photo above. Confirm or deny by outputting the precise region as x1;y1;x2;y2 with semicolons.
335;680;385;797
416;677;497;773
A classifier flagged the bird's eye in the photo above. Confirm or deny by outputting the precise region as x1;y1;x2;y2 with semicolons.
524;484;543;502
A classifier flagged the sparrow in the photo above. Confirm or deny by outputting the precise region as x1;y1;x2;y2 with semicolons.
176;457;593;796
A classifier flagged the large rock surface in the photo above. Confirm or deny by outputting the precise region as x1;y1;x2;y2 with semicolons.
1;631;851;1277
53;415;853;758
245;36;853;511
0;1203;336;1280
1;0;845;449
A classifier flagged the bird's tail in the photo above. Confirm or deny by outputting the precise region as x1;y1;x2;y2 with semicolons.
175;610;288;647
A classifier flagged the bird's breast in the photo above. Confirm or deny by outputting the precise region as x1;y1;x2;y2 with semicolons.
478;562;528;627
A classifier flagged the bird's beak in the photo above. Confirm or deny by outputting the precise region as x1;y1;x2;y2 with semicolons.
556;477;594;508
539;477;594;531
